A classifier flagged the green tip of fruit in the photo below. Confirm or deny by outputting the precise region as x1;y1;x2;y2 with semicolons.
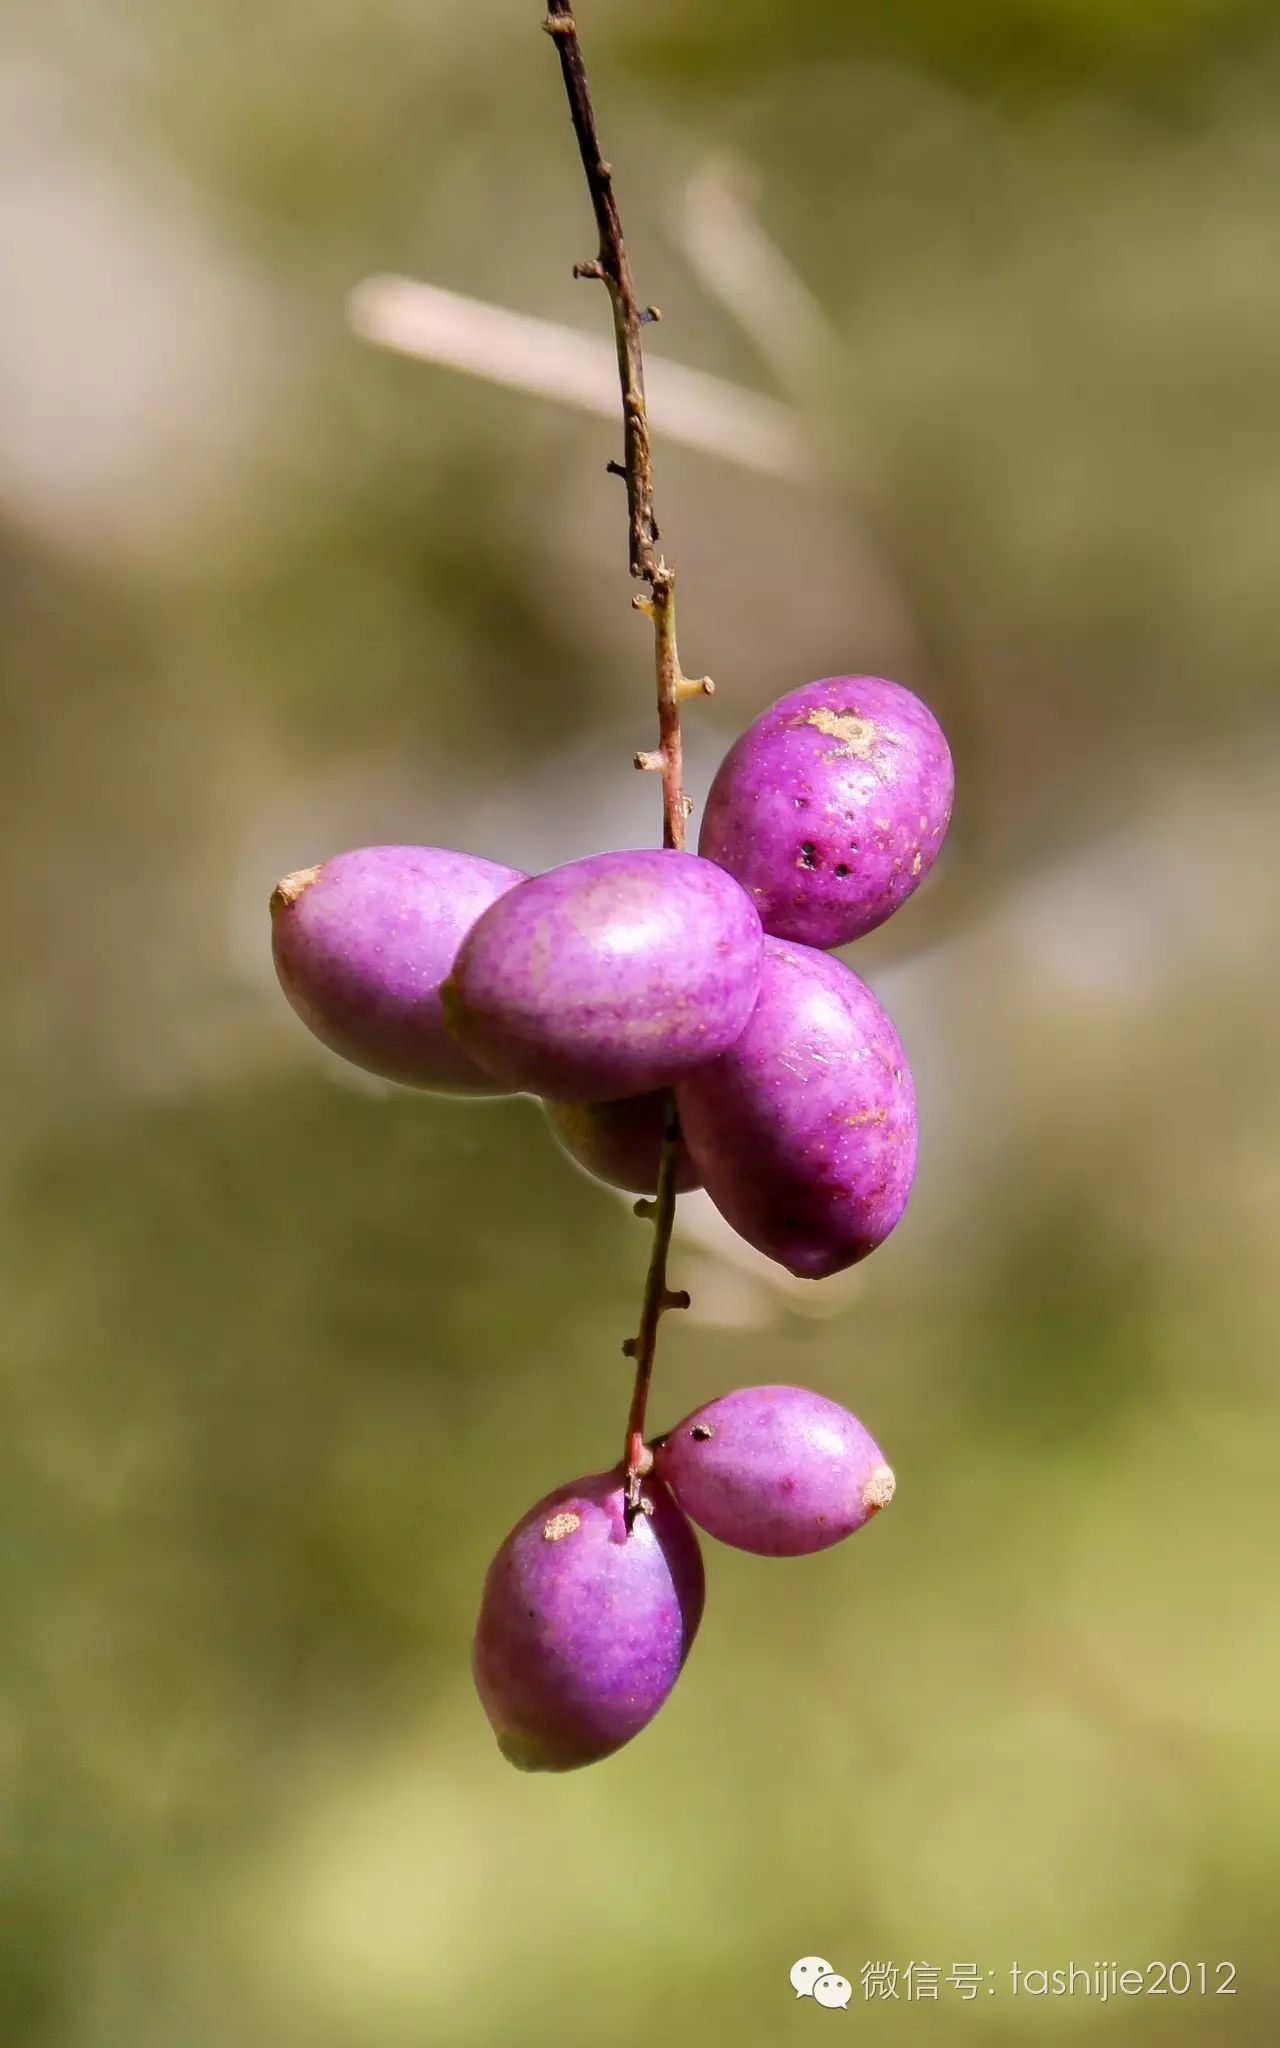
496;1728;555;1772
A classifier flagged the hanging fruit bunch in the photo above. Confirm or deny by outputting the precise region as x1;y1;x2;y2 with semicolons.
270;3;953;1772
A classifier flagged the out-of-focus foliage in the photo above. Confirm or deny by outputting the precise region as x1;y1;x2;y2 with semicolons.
1;0;1277;2043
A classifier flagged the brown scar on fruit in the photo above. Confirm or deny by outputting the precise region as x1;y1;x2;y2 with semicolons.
844;1107;888;1128
861;1464;897;1513
790;708;878;758
525;920;552;993
911;851;923;875
542;1511;581;1542
690;1422;714;1441
270;866;320;914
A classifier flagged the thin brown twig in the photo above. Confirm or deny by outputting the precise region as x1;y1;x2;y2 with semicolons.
541;2;710;1519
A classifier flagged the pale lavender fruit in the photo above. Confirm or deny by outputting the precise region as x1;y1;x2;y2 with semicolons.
271;844;525;1094
472;1469;705;1772
699;675;953;947
443;848;764;1102
544;1091;701;1195
676;938;917;1279
654;1385;895;1557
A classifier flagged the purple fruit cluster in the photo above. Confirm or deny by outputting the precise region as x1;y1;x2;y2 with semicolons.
473;1386;893;1770
270;675;949;1269
269;674;951;1768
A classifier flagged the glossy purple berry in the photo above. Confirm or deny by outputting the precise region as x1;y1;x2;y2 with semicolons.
472;1469;705;1772
443;847;764;1102
676;937;917;1279
270;844;526;1094
699;675;953;947
544;1091;701;1195
654;1385;895;1556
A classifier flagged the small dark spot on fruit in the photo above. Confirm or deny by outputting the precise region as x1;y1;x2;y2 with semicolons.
794;796;810;810
834;863;849;879
690;1422;714;1441
798;842;818;870
849;839;860;852
783;1214;800;1229
780;1475;796;1494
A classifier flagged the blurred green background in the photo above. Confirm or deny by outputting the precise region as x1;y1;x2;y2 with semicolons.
3;0;1278;2041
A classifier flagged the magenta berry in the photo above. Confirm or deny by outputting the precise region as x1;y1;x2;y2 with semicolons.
699;675;953;947
654;1385;895;1556
676;938;917;1279
472;1468;705;1771
544;1091;701;1195
443;847;764;1102
270;844;526;1094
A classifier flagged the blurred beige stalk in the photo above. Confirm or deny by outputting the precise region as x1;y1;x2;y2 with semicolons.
679;153;845;398
348;273;813;483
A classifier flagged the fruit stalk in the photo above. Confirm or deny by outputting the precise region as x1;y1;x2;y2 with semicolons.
541;1;703;1512
620;1100;683;1503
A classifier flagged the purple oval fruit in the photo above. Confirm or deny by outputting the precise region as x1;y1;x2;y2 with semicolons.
444;848;764;1102
699;675;953;947
472;1468;705;1772
676;938;917;1279
654;1385;895;1556
544;1092;701;1196
270;844;525;1094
